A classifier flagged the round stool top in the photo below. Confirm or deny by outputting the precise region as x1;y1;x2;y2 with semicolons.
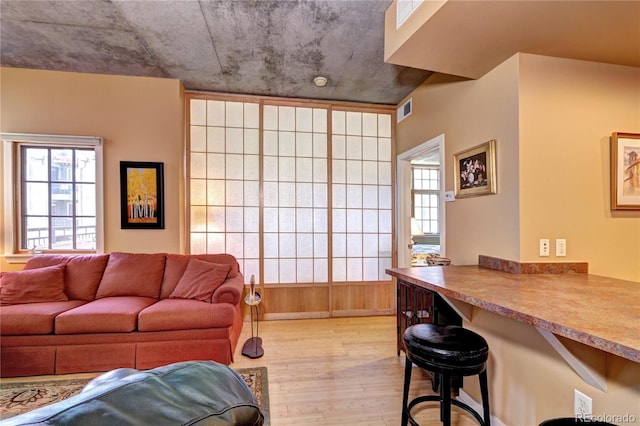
539;418;616;426
403;324;489;370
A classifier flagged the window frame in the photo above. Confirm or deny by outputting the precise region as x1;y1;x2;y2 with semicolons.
411;165;440;236
2;133;104;262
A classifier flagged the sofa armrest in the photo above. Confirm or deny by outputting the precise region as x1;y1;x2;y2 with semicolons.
211;273;244;305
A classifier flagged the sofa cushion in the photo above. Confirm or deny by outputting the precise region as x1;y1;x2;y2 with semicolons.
138;299;236;332
160;254;239;299
0;300;86;335
24;254;110;301
96;253;166;299
169;259;231;302
0;265;68;306
55;297;157;334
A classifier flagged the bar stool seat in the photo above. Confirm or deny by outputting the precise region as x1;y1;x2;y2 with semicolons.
402;324;491;426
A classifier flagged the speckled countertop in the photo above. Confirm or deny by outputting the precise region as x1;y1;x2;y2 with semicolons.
386;266;640;363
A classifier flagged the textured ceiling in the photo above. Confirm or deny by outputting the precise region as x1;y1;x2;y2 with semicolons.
0;0;433;105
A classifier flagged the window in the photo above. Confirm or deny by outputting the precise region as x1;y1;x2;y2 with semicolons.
411;165;439;235
2;133;103;256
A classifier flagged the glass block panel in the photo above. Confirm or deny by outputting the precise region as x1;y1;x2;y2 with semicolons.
332;110;345;134
264;233;279;257
379;138;391;161
279;131;296;156
346;136;362;160
379;186;392;208
313;133;327;157
296;107;313;132
191;152;206;179
280;233;296;257
190;179;206;205
313;209;327;232
278;156;295;182
347;234;362;257
313;159;327;183
333;135;346;159
264;259;279;283
296;133;313;157
243;259;260;283
378;114;391;137
207;127;225;153
226;180;244;206
346;160;362;184
363;210;378;232
379;162;392;184
226;206;244;232
279;208;296;232
379;210;392;233
263;157;278;181
363;258;379;281
346;258;363;281
314;258;328;282
190;99;206;125
279;259;297;283
264;131;278;155
263;105;278;130
263;182;279;206
279;106;296;131
225;102;243;128
313;183;327;207
296;208;313;232
207;153;225;179
362;137;378;161
363;234;378;256
333;258;347;281
226;232;244;257
191;126;206;152
347;209;363;233
314;234;328;257
244;103;259;128
333;209;346;232
296;158;313;182
225;154;244;180
207;180;225;206
264;209;279;232
362;185;378;208
333;233;346;257
379;233;392;256
346;185;362;208
226;128;243;153
313;108;327;133
244;155;260;181
190;206;206;232
297;259;314;282
245;129;259;154
346;112;362;136
362;113;378;136
244;207;260;232
206;100;225;126
297;234;313;258
207;206;225;232
190;233;206;253
333;184;346;208
244;181;260;207
379;258;392;280
207;233;225;253
296;184;313;208
279;182;296;207
332;160;346;183
362;161;378;184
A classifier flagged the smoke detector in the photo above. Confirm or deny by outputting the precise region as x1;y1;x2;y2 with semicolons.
313;76;328;87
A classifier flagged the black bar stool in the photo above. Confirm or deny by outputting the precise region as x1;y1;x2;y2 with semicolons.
402;323;491;426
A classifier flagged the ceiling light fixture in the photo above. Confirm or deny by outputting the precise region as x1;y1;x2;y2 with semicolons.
314;76;328;87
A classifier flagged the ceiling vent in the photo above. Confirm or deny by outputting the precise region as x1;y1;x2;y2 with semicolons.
397;98;413;123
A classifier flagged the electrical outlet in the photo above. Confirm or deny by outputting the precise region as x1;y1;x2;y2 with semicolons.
539;239;550;257
574;389;592;419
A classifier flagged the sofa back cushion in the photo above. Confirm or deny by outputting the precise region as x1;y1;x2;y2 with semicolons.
160;254;239;299
96;253;166;299
0;264;68;305
24;254;109;301
169;259;232;302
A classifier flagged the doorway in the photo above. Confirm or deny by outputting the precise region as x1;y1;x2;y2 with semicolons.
396;134;445;267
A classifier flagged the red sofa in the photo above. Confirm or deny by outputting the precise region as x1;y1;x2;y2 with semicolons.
0;252;244;377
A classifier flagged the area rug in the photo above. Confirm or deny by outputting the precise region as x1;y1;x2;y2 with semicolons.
0;367;269;424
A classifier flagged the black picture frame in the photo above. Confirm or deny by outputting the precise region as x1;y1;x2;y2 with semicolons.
119;161;165;229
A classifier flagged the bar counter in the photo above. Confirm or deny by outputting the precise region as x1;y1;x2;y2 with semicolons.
386;266;640;363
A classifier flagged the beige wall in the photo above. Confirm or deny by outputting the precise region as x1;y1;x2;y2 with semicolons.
0;67;185;271
519;54;640;281
396;55;522;265
396;54;640;424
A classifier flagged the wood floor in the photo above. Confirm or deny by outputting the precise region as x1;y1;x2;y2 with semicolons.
231;315;479;425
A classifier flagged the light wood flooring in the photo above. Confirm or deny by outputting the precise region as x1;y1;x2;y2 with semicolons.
1;316;480;425
231;315;479;425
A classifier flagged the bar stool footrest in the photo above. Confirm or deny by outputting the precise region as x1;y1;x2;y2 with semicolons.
406;395;486;426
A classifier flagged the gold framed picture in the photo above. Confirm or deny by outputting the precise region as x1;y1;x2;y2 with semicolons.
610;132;640;210
453;139;497;198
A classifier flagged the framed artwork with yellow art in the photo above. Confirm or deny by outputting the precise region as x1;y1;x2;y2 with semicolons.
119;161;165;229
610;132;640;210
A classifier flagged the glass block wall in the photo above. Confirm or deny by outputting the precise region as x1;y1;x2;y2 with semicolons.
188;96;393;285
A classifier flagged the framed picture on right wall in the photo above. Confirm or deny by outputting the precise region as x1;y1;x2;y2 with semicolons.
610;132;640;210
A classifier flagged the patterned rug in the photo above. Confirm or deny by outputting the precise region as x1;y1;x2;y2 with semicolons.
0;367;269;424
